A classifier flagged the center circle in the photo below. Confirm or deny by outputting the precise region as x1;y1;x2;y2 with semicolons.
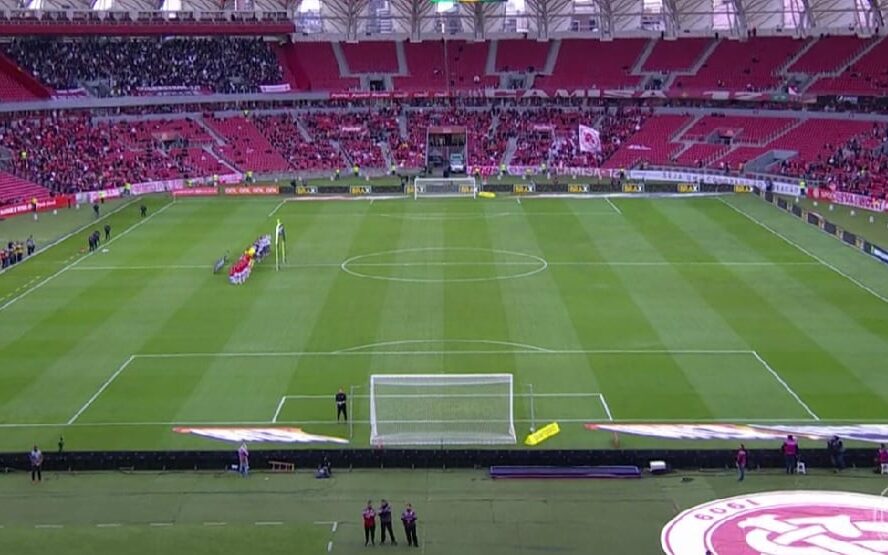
340;247;548;283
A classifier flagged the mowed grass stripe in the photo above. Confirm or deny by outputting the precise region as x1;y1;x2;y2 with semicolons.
698;198;888;409
441;200;523;421
565;200;789;420
524;198;716;421
75;201;277;434
487;199;606;416
641;198;882;419
698;200;888;338
276;199;405;430
726;194;888;301
0;197;177;422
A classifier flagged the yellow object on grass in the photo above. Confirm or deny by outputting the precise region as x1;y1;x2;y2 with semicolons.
478;191;496;199
524;422;560;446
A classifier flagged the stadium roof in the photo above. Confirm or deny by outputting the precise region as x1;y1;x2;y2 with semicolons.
1;0;883;37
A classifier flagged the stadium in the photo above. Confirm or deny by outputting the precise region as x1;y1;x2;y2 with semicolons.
1;0;888;552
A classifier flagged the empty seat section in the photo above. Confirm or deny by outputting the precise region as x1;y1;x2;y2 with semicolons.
674;37;803;92
536;39;645;90
495;40;549;72
341;41;399;73
642;38;711;72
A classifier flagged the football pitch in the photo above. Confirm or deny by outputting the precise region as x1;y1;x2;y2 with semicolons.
1;193;887;451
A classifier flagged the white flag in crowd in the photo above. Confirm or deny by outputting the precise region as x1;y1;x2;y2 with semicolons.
578;125;602;153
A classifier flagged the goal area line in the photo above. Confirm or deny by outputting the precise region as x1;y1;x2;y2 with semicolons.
271;391;613;426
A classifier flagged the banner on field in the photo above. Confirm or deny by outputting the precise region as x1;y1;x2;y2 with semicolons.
173;426;349;444
586;423;888;443
222;186;279;196
811;188;888;213
578;124;602;154
628;170;801;196
350;185;371;196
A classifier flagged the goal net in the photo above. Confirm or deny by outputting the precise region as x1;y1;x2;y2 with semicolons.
370;374;516;446
412;177;478;199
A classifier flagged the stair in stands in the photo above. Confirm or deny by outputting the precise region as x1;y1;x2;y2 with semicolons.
331;42;353;77
630;39;657;75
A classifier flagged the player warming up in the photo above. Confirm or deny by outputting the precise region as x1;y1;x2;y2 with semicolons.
362;500;377;546
402;503;419;547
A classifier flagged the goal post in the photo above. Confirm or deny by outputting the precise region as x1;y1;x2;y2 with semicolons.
411;177;478;199
369;374;516;446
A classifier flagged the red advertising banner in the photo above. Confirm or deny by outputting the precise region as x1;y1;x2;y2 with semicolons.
0;196;72;218
808;187;888;212
222;186;279;196
172;187;218;197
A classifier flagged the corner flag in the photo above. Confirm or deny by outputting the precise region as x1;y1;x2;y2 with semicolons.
274;219;286;270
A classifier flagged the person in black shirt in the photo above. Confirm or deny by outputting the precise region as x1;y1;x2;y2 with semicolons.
104;224;111;241
140;204;147;218
379;499;396;545
92;203;100;219
335;388;347;421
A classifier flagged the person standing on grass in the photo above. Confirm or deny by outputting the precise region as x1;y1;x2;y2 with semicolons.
362;500;377;546
379;499;396;545
29;445;43;483
237;442;249;477
782;435;798;474
93;203;100;219
736;444;748;482
140;204;147;218
401;503;418;547
104;224;111;241
335;387;348;422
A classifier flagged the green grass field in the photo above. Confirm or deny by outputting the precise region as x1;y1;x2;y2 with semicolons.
1;192;887;451
2;468;887;555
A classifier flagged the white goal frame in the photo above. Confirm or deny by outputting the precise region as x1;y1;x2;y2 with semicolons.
369;373;515;446
412;177;478;199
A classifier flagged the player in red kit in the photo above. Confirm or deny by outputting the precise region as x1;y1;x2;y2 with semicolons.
736;444;747;482
362;500;377;546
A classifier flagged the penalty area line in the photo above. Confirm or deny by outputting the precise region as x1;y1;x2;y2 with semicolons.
752;351;819;421
67;355;136;425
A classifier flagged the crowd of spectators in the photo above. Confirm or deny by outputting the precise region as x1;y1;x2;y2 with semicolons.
300;110;400;170
1;101;888;199
4;37;283;96
252;113;343;172
781;123;888;198
0;116;227;194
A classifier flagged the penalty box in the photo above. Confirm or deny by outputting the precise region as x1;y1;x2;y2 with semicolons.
65;349;817;427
